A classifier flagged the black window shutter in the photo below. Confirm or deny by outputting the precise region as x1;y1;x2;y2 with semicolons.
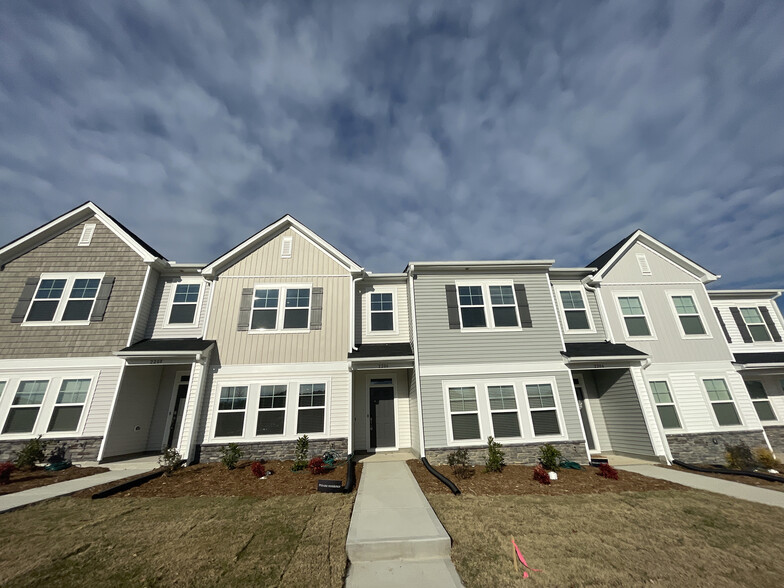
729;307;752;343
445;285;460;329
514;284;533;328
310;287;323;330
90;276;115;322
11;277;40;323
759;306;782;342
237;288;252;331
713;307;732;343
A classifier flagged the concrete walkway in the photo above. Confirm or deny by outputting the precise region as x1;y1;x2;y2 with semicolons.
345;459;463;587
619;464;784;508
0;455;159;514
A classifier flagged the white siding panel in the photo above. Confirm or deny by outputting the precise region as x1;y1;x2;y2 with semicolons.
356;283;410;345
81;364;122;437
145;278;211;340
629;366;666;456
550;278;607;343
712;299;784;354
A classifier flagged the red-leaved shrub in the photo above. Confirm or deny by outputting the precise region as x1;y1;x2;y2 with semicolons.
250;461;266;478
308;457;326;475
533;464;551;485
597;463;619;480
0;462;14;484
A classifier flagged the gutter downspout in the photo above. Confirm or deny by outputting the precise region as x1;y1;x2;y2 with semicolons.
350;273;363;353
408;266;427;459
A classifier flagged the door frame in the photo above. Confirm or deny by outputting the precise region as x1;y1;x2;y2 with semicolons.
573;373;601;454
162;370;191;451
365;372;400;451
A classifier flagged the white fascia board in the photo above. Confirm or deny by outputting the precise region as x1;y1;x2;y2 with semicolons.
708;289;782;300
0;356;125;370
409;260;555;272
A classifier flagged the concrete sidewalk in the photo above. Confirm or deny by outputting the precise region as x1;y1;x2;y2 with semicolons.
345;460;463;587
0;455;159;514
619;464;784;508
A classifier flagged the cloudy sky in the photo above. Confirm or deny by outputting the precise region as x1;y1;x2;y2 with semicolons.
1;1;783;294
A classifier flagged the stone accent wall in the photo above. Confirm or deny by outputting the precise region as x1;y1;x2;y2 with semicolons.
764;425;784;457
0;436;102;462
666;430;769;464
425;440;588;466
196;438;349;463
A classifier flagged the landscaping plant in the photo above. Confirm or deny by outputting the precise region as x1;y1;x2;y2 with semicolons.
323;447;339;467
250;461;266;478
220;443;243;470
292;435;309;471
538;443;562;471
532;464;551;485
0;462;14;484
597;463;619;480
725;442;756;470
447;448;473;479
158;448;183;475
753;447;781;470
308;457;327;475
485;436;505;473
14;436;48;470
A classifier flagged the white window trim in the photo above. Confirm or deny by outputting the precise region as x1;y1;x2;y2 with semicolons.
646;378;685;433
164;279;205;328
613;291;657;341
22;272;105;327
745;380;778;423
454;280;522;332
699;377;745;429
554;285;596;334
366;287;398;335
214;385;249;439
522;377;568;441
442;381;485;445
665;290;712;340
484;382;524;441
256;382;289;437
248;283;312;334
295;382;329;436
738;307;774;343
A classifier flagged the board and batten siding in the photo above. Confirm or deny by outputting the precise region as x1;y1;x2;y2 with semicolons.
145;277;211;339
419;369;581;448
413;272;565;366
604;241;706;284
0;216;148;358
711;298;784;353
550;278;607;343
355;282;410;345
593;369;655;456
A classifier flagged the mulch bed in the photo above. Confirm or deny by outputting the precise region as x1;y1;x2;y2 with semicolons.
0;465;109;495
408;460;683;496
671;464;784;493
73;460;361;499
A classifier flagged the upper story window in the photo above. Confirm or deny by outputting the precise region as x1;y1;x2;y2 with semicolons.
617;295;653;338
739;308;772;342
489;286;519;327
370;292;394;331
458;286;486;328
25;274;103;324
558;289;592;331
251;285;311;332
670;294;707;336
456;283;520;329
168;283;201;325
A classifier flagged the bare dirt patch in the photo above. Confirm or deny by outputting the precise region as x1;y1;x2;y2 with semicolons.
0;465;109;495
409;460;682;495
671;464;784;493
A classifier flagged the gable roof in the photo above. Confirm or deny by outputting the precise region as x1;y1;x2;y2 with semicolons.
0;201;165;266
586;229;720;284
201;214;363;278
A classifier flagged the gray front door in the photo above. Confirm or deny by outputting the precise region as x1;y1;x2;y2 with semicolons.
370;384;395;449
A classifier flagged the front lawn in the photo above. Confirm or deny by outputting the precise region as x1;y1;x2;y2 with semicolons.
0;494;353;587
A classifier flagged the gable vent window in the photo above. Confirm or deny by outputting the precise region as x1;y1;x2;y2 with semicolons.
281;237;293;259
636;254;652;276
78;224;96;246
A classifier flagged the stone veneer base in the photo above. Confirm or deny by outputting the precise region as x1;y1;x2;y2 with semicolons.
196;438;349;463
0;436;102;462
666;430;769;463
425;440;588;466
763;425;784;457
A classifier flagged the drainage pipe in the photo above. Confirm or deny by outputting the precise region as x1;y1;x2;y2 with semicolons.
672;459;784;483
341;454;356;493
421;457;460;495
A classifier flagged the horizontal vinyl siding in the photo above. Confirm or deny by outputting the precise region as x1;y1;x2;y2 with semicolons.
131;268;159;344
712;299;784;354
409;369;421;454
82;364;123;437
550;279;607;343
145;278;211;339
414;272;564;365
594;369;655;456
356;283;410;345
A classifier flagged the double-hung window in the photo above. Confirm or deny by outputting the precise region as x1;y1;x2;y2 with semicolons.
618;295;652;337
559;290;591;330
703;379;741;426
671;295;706;336
448;386;481;441
526;383;561;436
215;386;247;437
370;292;394;331
739;308;772;342
489;286;519;327
457;286;486;328
25;274;103;324
487;385;521;438
48;379;90;432
456;283;519;329
745;381;776;422
251;286;311;331
3;380;48;434
297;383;325;434
257;385;287;435
168;283;201;324
650;381;682;429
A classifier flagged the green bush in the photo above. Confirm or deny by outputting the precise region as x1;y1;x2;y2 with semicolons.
158;448;183;475
292;435;309;471
447;448;473;479
15;436;48;470
725;442;756;470
220;443;243;470
485;436;505;473
538;444;563;471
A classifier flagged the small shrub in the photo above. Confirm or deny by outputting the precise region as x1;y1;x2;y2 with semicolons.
48;444;68;465
292;435;310;471
485;436;505;473
220;443;243;470
323;447;340;467
533;464;551;485
250;461;266;478
158;448;182;475
15;436;48;470
754;447;781;470
597;463;619;480
538;444;562;472
0;462;14;485
308;457;326;475
725;442;756;470
447;448;473;479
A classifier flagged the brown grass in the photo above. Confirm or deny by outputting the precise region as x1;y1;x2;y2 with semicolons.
428;490;784;587
0;494;353;587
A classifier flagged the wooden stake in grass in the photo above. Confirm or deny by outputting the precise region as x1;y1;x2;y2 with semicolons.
512;535;519;572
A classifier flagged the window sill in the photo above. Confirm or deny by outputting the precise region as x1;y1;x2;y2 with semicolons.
163;322;200;329
21;321;91;327
247;328;311;335
458;326;523;333
563;328;597;335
